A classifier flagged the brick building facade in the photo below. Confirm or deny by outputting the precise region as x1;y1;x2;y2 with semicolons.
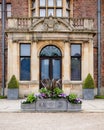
0;0;103;97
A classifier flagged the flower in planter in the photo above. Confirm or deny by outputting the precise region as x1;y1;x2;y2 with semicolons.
58;93;67;98
38;84;67;99
67;93;82;104
36;94;47;99
39;87;51;98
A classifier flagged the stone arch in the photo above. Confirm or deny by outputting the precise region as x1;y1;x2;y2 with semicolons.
37;42;64;57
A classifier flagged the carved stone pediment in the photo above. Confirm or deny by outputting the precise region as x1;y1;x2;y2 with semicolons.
30;16;74;32
43;16;59;31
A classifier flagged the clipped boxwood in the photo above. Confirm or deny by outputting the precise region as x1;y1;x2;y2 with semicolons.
8;75;19;89
83;73;95;89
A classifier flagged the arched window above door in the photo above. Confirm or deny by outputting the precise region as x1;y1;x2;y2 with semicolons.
40;45;62;57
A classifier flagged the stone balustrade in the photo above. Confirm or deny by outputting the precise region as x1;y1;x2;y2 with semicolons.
6;17;94;32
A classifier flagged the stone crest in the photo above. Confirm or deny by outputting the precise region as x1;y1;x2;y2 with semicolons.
43;15;59;31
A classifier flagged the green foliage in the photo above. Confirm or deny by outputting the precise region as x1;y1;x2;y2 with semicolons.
53;87;63;96
83;73;95;89
95;95;104;99
67;93;77;101
22;93;37;104
41;79;62;91
52;87;64;99
0;95;7;99
67;93;82;104
8;75;19;89
39;88;51;97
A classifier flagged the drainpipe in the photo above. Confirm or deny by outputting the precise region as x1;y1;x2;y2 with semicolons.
1;0;6;96
97;0;101;95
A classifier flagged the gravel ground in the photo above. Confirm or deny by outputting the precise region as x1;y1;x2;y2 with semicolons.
0;112;104;130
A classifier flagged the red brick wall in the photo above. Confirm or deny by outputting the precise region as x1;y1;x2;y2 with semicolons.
73;0;98;86
101;1;104;87
11;0;28;17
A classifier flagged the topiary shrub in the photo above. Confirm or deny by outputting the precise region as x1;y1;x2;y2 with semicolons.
8;75;19;89
82;73;95;89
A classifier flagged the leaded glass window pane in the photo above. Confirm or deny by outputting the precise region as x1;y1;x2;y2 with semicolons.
20;44;31;81
7;4;11;11
20;44;30;56
20;58;30;80
56;0;62;7
71;44;81;81
48;9;54;16
52;59;60;79
40;0;45;6
40;46;61;56
7;4;11;17
56;9;62;17
41;59;49;80
71;58;81;80
48;0;54;6
40;9;46;17
71;45;81;56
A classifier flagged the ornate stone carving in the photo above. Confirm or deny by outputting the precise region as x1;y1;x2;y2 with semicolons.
43;15;59;31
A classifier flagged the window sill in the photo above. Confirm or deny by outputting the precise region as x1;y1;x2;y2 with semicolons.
63;80;82;85
19;80;39;85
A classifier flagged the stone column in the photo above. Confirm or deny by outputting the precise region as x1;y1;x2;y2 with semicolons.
8;38;19;81
88;39;94;77
8;36;13;81
63;41;70;80
31;41;39;81
12;42;19;80
63;0;66;17
36;0;39;16
63;41;70;94
82;39;94;80
31;41;39;93
82;42;89;80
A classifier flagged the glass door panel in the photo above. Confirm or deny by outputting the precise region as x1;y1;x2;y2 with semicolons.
52;59;61;79
41;59;49;80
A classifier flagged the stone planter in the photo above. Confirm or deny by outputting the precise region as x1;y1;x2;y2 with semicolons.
83;89;94;100
21;102;36;111
36;99;67;112
7;89;19;100
21;99;82;112
67;102;82;111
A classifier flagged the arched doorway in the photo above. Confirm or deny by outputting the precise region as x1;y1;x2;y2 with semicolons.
40;45;62;88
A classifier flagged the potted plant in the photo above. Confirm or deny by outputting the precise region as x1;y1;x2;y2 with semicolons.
82;73;95;100
7;75;19;100
21;93;37;111
21;79;83;112
35;86;67;112
67;93;82;111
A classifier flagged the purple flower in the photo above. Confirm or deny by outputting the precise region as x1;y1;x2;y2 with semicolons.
58;93;66;98
74;98;82;104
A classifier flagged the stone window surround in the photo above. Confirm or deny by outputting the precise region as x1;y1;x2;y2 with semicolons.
28;0;73;17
